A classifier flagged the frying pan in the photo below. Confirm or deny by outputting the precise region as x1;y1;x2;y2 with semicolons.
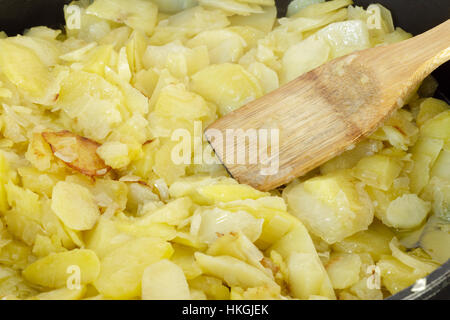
0;0;448;300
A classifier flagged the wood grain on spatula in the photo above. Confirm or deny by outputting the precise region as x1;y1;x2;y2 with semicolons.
205;20;450;192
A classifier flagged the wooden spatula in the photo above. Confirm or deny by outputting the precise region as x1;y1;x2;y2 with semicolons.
205;20;450;192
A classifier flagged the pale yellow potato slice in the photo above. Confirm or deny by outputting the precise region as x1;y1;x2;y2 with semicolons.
86;0;158;35
28;286;87;300
23;249;100;288
194;252;278;289
142;259;190;300
94;237;173;299
51;181;101;231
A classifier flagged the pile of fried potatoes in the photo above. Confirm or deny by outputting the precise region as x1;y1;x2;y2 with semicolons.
0;0;448;300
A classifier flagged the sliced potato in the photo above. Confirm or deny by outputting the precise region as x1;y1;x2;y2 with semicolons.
383;194;431;229
196;183;268;204
269;223;335;299
409;136;444;194
170;244;203;280
42;131;111;177
96;141;130;169
281;36;330;84
420;110;450;140
94;237;173;299
420;214;450;264
352;155;403;191
191;63;263;116
325;253;361;289
0;39;53;103
199;0;264;16
230;6;277;33
195;207;263;244
86;0;158;35
28;286;87;300
287;0;325;17
284;171;374;244
188;275;230;300
287;252;335;300
187;29;246;64
51;181;101;231
416;98;448;127
194;252;278;289
141;259;190;300
331;219;394;261
18;167;62;198
316;20;370;58
292;0;352;18
377;255;425;295
23;249;100;288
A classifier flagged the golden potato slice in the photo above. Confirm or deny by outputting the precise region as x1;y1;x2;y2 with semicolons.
383;194;431;229
51;181;101;231
94;237;173;299
141;259;190;300
28;286;87;300
154;84;212;120
238;0;275;5
285;171;374;244
218;197;297;249
197;183;268;205
287;0;325;17
150;0;198;14
144;42;209;77
229;6;277;33
194;252;278;289
332;219;394;261
206;232;266;274
189;276;230;300
431;148;450;181
230;285;281;300
22;249;100;289
416;98;448;127
292;0;352;18
420;110;450;140
170;244;203;280
0;39;52;102
199;0;264;16
316;20;370;59
420;214;450;264
139;197;192;226
281;37;330;84
325;253;361;289
187;29;246;64
25;132;54;172
287;252;335;300
320;139;383;174
86;0;158;35
191;63;262;116
352;154;403;191
377;255;425;295
195;207;263;244
42;131;110;177
17;167;62;198
5;181;41;222
268;223;336;299
0;240;33;270
409;136;444;194
347;277;383;300
247;61;279;94
96;141;130;169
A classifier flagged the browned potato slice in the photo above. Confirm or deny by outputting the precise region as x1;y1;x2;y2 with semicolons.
42;131;111;177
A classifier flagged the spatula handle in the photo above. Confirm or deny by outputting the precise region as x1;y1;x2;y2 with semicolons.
376;19;450;81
